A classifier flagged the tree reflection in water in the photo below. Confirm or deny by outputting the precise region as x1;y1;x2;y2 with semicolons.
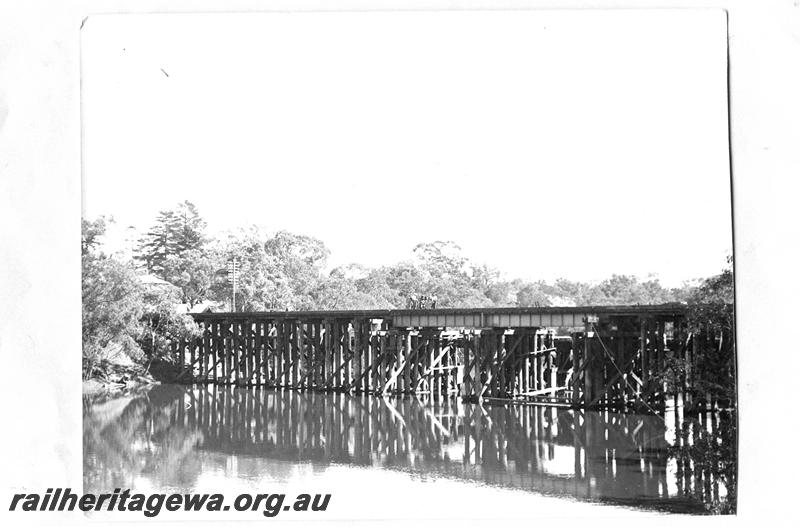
669;407;737;514
84;384;735;514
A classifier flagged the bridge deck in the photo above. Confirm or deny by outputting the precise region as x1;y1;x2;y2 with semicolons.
191;304;688;329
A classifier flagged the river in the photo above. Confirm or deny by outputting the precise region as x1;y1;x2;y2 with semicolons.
83;384;735;518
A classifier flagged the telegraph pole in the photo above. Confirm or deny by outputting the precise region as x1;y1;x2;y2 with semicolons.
227;257;239;312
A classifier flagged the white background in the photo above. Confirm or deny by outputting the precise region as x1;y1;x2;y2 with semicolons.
1;1;799;526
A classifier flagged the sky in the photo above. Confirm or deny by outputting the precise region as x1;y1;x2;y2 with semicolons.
81;9;732;288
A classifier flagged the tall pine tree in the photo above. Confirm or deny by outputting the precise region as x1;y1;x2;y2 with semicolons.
173;200;206;253
135;201;207;277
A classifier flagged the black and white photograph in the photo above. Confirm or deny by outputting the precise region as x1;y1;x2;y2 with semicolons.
4;1;800;525
78;9;735;518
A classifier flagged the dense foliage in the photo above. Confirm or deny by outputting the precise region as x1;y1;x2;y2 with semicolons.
82;232;145;375
82;217;200;380
686;255;736;404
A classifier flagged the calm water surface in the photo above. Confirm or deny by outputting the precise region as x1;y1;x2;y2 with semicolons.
84;384;733;517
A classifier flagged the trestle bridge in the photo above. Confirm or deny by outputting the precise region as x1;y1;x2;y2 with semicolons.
173;305;728;410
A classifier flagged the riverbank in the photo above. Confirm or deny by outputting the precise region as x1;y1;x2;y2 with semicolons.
82;360;158;397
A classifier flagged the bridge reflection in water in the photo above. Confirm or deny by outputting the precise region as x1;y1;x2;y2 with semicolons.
84;385;731;514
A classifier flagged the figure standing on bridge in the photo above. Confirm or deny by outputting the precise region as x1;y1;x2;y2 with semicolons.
419;295;428;309
406;294;418;309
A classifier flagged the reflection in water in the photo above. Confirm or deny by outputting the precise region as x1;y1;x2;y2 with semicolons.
84;385;734;514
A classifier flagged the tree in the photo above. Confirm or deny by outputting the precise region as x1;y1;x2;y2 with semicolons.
135;201;207;277
551;278;603;305
82;248;145;379
355;267;403;308
410;241;492;307
135;210;176;276
208;227;330;310
172;201;207;253
685;256;735;403
516;282;552;307
162;249;224;308
384;261;427;304
472;264;517;306
82;216;112;256
264;230;329;308
647;257;735;410
592;274;677;305
209;227;278;310
311;267;391;310
667;258;736;514
485;280;514;306
413;241;467;282
639;275;677;304
688;256;734;321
